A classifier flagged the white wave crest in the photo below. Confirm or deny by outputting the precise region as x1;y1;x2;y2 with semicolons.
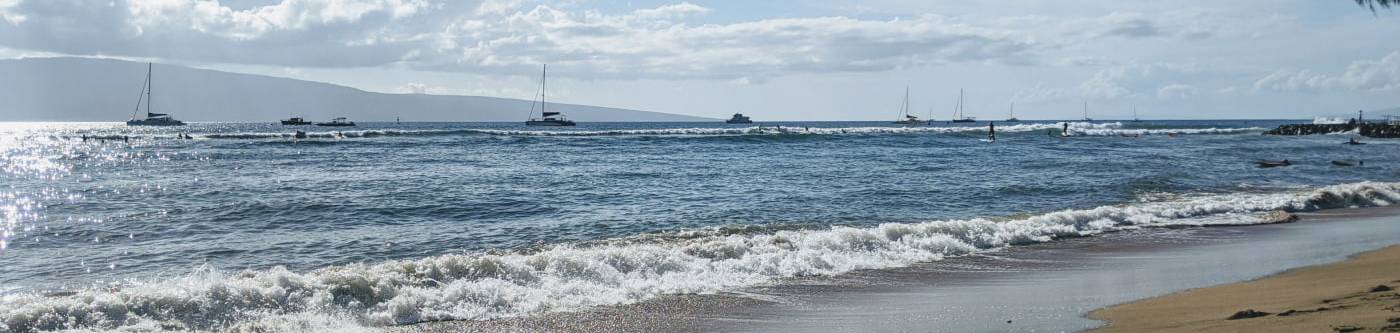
6;182;1397;332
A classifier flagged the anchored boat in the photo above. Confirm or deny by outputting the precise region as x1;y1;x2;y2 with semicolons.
726;113;753;124
892;87;926;125
126;63;186;126
525;64;576;126
316;117;356;127
281;117;312;125
951;89;975;123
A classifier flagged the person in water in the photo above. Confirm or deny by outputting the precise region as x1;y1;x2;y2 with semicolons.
1062;122;1070;136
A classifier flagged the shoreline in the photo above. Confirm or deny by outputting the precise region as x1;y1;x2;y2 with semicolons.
1088;244;1400;332
393;206;1400;332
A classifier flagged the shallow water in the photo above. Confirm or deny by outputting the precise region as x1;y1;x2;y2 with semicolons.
2;120;1398;331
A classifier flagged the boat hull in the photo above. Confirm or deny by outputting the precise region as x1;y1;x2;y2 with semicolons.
526;120;576;126
951;119;976;123
126;119;186;126
281;121;313;125
315;123;356;127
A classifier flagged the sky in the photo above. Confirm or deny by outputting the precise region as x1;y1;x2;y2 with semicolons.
0;0;1398;120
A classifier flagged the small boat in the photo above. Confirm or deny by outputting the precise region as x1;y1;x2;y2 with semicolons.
1344;137;1365;145
1081;101;1093;122
126;63;186;126
281;117;312;125
892;87;925;125
316;117;356;127
1005;102;1019;122
525;64;576;126
951;89;975;123
1256;160;1292;168
1131;106;1142;122
1331;160;1358;166
726;113;753;124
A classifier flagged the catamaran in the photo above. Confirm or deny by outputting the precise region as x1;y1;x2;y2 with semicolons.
1005;102;1020;122
126;63;186;126
525;64;576;126
951;89;975;123
893;87;925;125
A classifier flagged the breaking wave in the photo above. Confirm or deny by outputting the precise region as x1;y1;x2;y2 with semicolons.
6;181;1395;332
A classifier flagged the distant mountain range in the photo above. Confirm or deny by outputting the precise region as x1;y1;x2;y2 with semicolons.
0;57;712;122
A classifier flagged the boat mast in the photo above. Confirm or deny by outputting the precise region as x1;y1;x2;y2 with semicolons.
1010;102;1015;118
541;64;547;117
903;86;910;119
957;89;964;119
146;63;152;117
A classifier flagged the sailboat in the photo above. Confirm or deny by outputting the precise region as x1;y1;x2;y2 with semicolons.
1005;102;1020;122
951;89;976;123
1131;105;1142;122
893;87;924;125
126;63;185;126
525;64;576;126
1081;101;1093;122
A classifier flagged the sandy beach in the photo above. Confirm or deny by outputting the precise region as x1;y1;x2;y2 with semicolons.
1090;245;1400;332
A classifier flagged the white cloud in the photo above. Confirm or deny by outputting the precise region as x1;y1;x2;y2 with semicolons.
1156;83;1198;99
125;0;431;40
0;1;1039;81
0;0;24;25
398;82;431;94
1014;62;1225;102
632;2;709;19
425;7;1039;80
1253;51;1400;92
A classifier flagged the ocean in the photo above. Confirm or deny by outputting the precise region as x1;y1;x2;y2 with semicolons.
2;120;1399;332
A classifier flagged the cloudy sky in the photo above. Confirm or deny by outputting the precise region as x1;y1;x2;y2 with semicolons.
1;0;1398;120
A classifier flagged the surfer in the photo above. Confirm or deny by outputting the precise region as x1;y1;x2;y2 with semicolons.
1062;122;1070;137
988;122;996;142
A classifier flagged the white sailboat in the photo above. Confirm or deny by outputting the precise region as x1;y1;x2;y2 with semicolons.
893;86;924;125
1081;101;1093;122
1005;102;1020;122
525;64;576;126
126;63;185;126
951;89;975;123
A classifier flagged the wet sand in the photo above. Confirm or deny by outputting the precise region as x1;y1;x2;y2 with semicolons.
392;206;1400;332
1089;245;1400;333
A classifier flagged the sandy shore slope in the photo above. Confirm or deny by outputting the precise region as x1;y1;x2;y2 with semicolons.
1089;245;1400;332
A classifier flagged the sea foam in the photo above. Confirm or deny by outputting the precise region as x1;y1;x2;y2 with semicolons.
4;181;1396;332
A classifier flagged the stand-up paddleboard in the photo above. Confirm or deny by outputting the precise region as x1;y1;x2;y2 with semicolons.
979;122;996;142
